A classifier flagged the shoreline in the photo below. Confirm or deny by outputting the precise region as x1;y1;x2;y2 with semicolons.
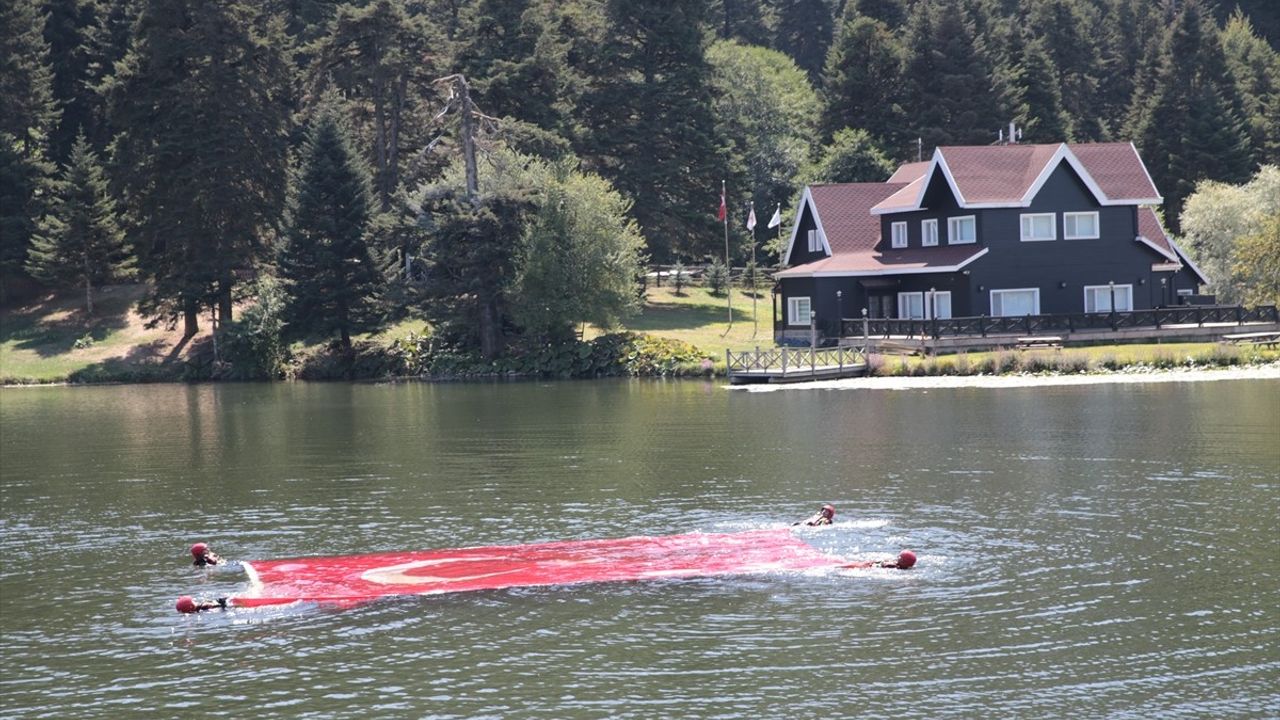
731;363;1280;392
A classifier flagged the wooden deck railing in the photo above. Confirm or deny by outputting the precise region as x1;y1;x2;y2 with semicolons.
727;345;866;374
840;305;1280;340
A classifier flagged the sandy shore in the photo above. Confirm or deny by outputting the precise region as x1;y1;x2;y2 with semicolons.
731;364;1280;392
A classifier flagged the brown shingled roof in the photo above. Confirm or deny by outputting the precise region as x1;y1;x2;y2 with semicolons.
808;183;906;254
775;245;987;278
874;142;1161;213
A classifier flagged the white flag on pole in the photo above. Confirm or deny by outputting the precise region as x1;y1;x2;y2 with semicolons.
768;203;782;229
746;204;756;231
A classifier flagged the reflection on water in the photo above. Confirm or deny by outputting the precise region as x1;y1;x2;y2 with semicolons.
1;379;1278;718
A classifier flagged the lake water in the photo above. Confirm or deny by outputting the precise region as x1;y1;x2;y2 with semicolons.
1;378;1278;718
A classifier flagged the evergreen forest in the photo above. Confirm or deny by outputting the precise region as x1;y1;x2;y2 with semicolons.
2;0;1278;364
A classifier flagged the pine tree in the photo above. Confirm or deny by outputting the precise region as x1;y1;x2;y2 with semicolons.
107;0;291;335
1221;10;1280;165
26;133;133;315
1025;0;1102;140
996;29;1071;142
1095;0;1159;139
280;103;380;351
807;128;895;183
454;0;580;157
0;0;59;301
712;0;774;45
822;8;904;146
854;0;904;29
43;0;103;162
900;0;1001;154
1128;0;1256;233
308;0;442;209
773;0;836;83
577;0;726;261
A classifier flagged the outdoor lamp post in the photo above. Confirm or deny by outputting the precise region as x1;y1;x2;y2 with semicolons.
1109;280;1117;330
836;290;843;337
1160;277;1167;308
810;310;817;350
862;307;869;343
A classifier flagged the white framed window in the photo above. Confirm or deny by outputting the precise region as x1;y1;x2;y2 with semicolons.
891;221;908;248
921;219;938;247
1020;213;1056;242
787;296;812;325
948;215;976;245
806;229;819;252
1176;288;1193;297
897;292;924;319
1064;211;1099;239
898;290;953;319
929;290;952;319
990;288;1040;317
1084;284;1133;313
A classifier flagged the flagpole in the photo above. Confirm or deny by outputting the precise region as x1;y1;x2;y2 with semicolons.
750;201;757;338
723;179;732;329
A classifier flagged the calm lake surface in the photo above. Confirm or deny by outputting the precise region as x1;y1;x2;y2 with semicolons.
1;378;1278;719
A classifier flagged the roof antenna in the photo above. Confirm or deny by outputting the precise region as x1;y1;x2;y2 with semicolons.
917;137;923;162
1008;120;1018;145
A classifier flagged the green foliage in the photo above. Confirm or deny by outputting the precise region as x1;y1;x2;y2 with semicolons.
1221;10;1280;165
1128;0;1256;232
576;0;725;261
774;0;836;81
705;258;729;296
281;100;382;350
672;260;688;295
216;276;292;380
1180;165;1280;304
807;128;895;184
1231;211;1280;307
743;259;768;295
821;10;903;146
26;134;133;315
900;0;1002;153
708;40;818;263
511;159;646;341
307;0;442;207
107;0;291;332
388;331;712;379
0;0;58;299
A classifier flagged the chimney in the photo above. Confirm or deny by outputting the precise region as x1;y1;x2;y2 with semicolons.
1008;121;1018;144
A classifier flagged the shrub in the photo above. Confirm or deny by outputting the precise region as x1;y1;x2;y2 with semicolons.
1055;353;1090;373
216;277;292;380
954;352;971;375
1096;353;1121;371
994;349;1020;374
672;261;687;295
706;259;729;296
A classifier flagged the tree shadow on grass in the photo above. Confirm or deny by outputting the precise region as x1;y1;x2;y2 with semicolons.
630;301;757;332
2;286;137;357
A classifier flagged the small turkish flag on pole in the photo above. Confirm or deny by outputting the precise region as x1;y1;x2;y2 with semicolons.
717;186;727;222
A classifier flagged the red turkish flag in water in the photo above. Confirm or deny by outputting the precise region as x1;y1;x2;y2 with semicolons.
233;529;846;608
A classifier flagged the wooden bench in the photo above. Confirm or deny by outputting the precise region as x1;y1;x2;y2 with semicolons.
1016;336;1063;350
1222;331;1280;349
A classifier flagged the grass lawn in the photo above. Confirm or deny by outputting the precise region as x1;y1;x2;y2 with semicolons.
621;285;776;358
0;284;197;383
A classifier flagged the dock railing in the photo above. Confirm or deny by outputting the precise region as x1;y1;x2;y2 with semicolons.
841;304;1280;340
726;345;867;376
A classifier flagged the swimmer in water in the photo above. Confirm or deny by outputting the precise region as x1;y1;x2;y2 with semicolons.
190;542;222;567
874;550;917;569
794;504;836;526
176;596;228;613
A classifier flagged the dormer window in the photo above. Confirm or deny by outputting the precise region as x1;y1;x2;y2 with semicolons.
1020;213;1056;242
1064;212;1099;239
922;219;938;247
948;215;976;245
891;222;908;248
807;229;820;252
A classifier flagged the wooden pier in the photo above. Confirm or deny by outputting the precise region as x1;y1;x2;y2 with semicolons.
727;345;867;384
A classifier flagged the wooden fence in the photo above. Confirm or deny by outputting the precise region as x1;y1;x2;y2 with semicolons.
841;305;1280;340
726;345;866;374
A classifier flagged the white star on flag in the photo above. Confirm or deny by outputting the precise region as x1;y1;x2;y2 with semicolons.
768;204;782;229
746;204;756;231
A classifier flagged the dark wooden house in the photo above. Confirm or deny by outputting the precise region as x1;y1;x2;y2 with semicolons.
774;142;1209;341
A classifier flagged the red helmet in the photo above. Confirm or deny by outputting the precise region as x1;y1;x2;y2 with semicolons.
897;550;917;569
190;543;209;559
176;596;197;614
821;504;836;516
